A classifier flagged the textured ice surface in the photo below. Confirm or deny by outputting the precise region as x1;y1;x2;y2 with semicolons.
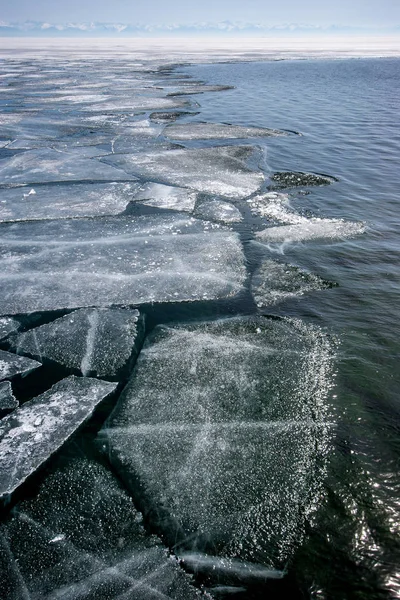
133;182;198;212
102;146;264;198
167;85;234;96
195;200;243;223
0;349;41;382
251;259;334;307
0;456;203;599
270;171;338;188
0;317;20;341
164;122;287;140
80;95;189;112
0;376;117;501
150;110;200;123
0;381;18;416
100;316;336;569
247;192;293;222
0;182;141;222
256;219;366;244
0;148;135;184
14;308;144;378
0;215;246;315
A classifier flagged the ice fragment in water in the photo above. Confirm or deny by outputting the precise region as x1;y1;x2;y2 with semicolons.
270;171;338;188
251;259;335;307
0;381;18;417
256;219;366;244
0;182;141;222
164;122;288;140
0;456;203;599
149;110;200;123
13;308;144;379
133;182;198;212
0;317;20;341
0;214;246;315
0;148;136;184
102;145;264;198
167;84;234;96
0;376;117;501
100;316;336;571
0;349;41;382
195;200;243;223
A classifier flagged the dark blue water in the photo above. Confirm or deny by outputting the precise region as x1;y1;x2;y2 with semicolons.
181;58;400;598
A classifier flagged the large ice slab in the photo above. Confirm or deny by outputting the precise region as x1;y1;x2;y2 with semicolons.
164;122;288;140
0;214;246;315
0;349;41;382
0;456;203;599
102;145;264;199
13;308;144;378
100;317;336;569
0;376;117;501
0;182;141;222
0;148;135;185
251;259;335;307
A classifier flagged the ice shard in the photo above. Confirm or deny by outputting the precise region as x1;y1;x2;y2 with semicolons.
0;382;18;417
100;317;336;569
255;219;366;244
164;122;288;140
0;349;41;382
0;182;141;222
0;456;203;599
101;145;264;198
0;214;246;315
13;308;144;378
251;259;335;306
0;376;117;501
0;317;20;341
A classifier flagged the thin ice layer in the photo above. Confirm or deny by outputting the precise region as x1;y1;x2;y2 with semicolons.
195;200;243;223
251;259;334;306
270;171;338;188
13;308;144;378
0;349;41;382
164;122;287;140
167;85;234;96
0;381;18;416
0;182;141;222
101;146;264;199
100;317;336;569
0;214;246;315
0;148;135;184
0;456;203;599
133;182;198;212
0;376;117;501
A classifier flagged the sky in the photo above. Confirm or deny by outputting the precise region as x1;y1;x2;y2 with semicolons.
1;0;399;32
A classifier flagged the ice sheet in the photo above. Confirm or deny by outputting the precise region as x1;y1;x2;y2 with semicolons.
0;182;141;222
102;146;264;198
0;215;246;315
0;349;41;382
100;316;336;568
164;122;287;140
0;376;117;501
14;308;144;378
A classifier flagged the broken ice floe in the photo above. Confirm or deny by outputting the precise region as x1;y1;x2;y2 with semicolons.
150;110;200;123
0;456;203;599
164;122;288;140
0;148;136;185
0;376;117;502
251;259;335;307
0;214;246;315
100;316;336;569
256;219;366;244
102;146;264;199
79;95;190;112
0;349;41;382
0;317;20;341
270;171;338;188
194;200;243;223
133;182;198;212
167;85;234;96
0;182;141;222
13;308;144;379
0;382;18;417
